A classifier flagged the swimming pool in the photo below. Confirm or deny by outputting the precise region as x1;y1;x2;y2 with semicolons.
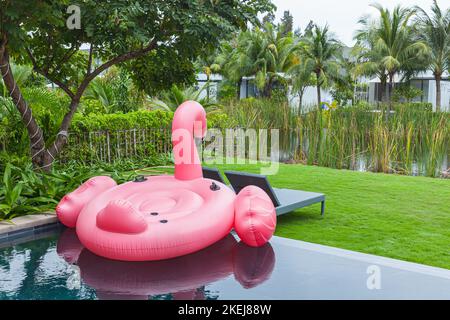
1;226;450;300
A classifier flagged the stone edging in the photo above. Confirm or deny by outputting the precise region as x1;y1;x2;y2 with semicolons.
0;212;59;241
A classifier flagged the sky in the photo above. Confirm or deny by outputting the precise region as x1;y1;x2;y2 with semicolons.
271;0;448;46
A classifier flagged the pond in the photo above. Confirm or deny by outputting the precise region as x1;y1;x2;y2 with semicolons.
277;129;449;178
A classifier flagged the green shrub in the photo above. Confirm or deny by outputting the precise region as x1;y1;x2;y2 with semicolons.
71;109;173;133
393;102;433;112
0;161;140;221
0;89;70;155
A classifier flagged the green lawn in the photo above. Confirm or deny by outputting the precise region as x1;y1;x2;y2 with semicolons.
204;163;450;270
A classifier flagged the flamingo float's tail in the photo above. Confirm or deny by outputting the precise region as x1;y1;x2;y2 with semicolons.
234;186;277;247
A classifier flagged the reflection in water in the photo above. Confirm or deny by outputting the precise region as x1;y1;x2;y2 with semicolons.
57;229;275;300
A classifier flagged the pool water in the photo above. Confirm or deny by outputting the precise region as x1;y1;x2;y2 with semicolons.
1;226;450;300
0;227;276;300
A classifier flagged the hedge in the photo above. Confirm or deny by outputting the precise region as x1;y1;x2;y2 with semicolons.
70;109;231;134
62;110;231;164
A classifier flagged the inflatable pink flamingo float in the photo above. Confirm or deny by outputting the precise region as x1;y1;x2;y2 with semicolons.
57;229;275;299
56;101;276;261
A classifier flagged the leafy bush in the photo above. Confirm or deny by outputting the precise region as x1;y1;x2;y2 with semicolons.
0;161;140;221
0;164;58;220
70;110;173;133
1;88;70;155
392;85;423;103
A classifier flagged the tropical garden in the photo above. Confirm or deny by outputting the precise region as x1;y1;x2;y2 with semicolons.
0;1;449;268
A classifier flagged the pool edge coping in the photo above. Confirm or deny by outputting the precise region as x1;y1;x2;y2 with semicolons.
272;236;450;280
0;212;59;241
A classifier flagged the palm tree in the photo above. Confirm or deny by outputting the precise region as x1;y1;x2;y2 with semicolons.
415;0;450;112
216;35;258;99
354;18;389;103
220;23;298;98
356;4;429;110
288;57;315;114
299;24;342;110
195;54;222;102
148;83;220;113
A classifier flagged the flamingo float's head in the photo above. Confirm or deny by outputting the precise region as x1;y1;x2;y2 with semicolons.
172;101;207;181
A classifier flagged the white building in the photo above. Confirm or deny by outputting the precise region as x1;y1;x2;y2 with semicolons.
239;76;333;112
368;71;450;111
196;71;450;112
194;73;222;101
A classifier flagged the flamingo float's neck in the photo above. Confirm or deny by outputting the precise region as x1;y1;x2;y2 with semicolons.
172;101;207;181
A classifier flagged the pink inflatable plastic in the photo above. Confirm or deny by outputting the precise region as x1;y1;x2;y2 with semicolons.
56;101;276;261
57;229;275;299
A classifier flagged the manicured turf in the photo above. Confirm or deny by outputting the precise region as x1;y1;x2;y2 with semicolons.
208;163;450;270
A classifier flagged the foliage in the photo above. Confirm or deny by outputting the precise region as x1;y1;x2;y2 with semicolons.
0;63;33;97
393;102;433;112
217;79;240;102
279;11;294;36
0;88;69;154
294;106;449;177
298;24;343;108
220;97;298;130
128;48;197;97
288;59;316;113
1;0;274;169
0;161;142;221
415;0;450;111
354;4;430;106
0;164;57;220
392;84;423;103
220;22;299;97
148;83;220;113
70;110;173;134
83;67;142;114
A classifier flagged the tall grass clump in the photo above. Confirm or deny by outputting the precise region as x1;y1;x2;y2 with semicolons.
294;105;449;177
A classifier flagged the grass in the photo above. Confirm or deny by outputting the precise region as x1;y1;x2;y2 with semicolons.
203;163;450;270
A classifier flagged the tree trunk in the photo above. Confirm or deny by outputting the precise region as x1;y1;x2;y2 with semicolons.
316;73;321;111
435;74;441;112
298;89;304;115
1;33;158;171
379;75;387;105
0;50;46;169
0;47;83;172
264;78;273;98
387;73;394;113
237;78;242;100
206;74;210;102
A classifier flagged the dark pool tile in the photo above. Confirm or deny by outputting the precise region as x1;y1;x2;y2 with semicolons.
7;228;35;240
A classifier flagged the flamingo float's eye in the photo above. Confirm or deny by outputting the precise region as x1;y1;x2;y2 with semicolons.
133;175;147;182
210;182;221;191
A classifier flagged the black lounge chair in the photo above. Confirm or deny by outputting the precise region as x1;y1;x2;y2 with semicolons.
202;167;325;216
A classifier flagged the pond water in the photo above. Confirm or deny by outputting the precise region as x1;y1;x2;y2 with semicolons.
2;226;450;300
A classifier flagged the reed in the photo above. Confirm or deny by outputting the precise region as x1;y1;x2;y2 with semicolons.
220;99;449;177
